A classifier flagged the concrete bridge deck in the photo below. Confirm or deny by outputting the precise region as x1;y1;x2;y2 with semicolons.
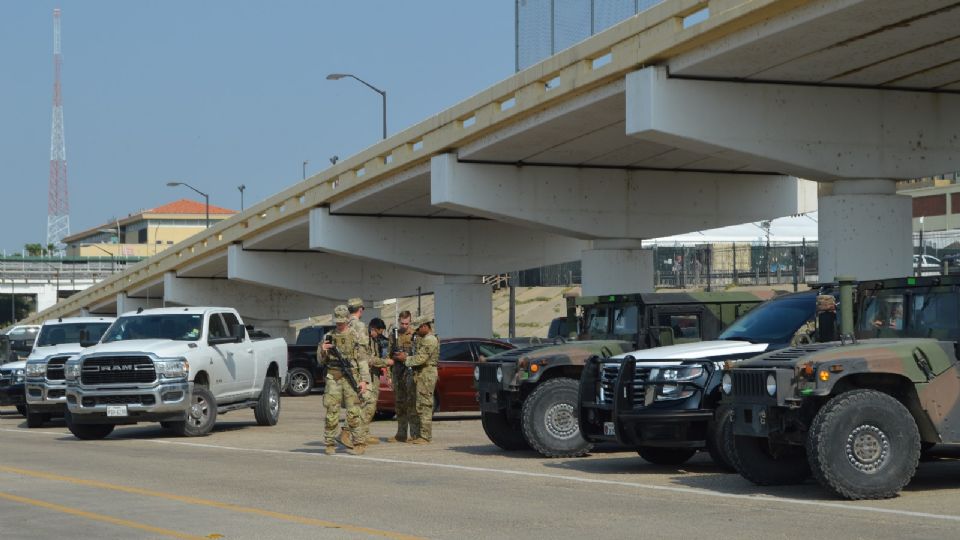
24;0;960;332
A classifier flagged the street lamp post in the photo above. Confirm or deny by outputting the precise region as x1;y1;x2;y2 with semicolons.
326;73;387;140
302;160;309;180
238;184;246;211
166;182;210;228
87;244;116;273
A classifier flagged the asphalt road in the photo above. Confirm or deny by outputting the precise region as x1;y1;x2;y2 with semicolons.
1;396;959;540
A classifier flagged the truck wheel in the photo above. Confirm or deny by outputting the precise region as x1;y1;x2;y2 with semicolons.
25;409;47;428
286;367;313;397
15;405;26;417
807;389;920;500
706;405;737;472
731;435;810;485
481;411;530;451
254;377;281;426
521;378;592;458
638;447;697;466
64;411;114;440
170;386;217;437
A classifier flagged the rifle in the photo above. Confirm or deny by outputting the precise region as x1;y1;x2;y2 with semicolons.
390;326;400;356
324;334;361;394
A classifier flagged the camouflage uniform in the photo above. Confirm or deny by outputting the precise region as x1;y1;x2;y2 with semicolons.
361;330;390;432
406;316;439;443
389;326;418;441
319;307;372;453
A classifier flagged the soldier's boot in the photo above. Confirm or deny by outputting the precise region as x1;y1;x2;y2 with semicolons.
365;437;380;445
347;445;366;456
324;445;336;455
409;438;431;445
386;435;406;443
339;430;354;449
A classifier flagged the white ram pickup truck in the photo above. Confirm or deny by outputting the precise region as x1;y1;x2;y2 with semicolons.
63;307;287;440
24;316;115;428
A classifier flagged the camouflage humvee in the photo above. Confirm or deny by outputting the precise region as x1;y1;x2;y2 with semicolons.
724;276;960;499
475;291;772;458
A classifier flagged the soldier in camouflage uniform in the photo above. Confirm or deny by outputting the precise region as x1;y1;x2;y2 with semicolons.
387;311;418;442
319;305;371;455
341;297;372;446
360;317;390;445
790;294;837;346
402;315;439;444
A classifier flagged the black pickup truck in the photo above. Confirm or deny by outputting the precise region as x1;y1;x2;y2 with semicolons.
286;325;334;396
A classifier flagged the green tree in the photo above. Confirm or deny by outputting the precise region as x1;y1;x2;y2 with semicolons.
24;243;42;257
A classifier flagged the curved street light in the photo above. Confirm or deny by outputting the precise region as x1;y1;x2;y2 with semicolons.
327;73;387;140
166;181;210;228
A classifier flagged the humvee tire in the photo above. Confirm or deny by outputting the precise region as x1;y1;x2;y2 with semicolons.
638;447;697;466
730;435;810;485
706;405;737;472
807;389;920;500
481;411;530;451
521;378;592;458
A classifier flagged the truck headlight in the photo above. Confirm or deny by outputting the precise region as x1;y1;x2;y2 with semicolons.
496;366;503;383
156;359;189;379
766;373;777;397
473;366;480;381
650;366;704;382
721;373;732;394
26;362;46;378
12;369;25;384
64;362;80;381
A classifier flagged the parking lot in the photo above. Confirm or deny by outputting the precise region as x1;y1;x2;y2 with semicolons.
2;395;960;539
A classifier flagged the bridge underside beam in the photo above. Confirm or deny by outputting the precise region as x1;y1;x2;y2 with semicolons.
431;153;814;240
163;272;336;321
309;207;586;275
227;244;442;301
626;66;960;181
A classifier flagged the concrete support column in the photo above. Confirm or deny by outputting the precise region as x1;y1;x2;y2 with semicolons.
581;239;654;296
117;293;162;315
818;179;913;281
433;276;492;338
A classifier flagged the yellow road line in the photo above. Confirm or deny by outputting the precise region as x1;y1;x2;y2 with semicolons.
0;491;205;540
0;465;423;540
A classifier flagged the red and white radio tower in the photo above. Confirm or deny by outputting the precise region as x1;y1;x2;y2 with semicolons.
47;8;70;253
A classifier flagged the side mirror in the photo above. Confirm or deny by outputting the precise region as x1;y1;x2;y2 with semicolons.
657;328;675;347
230;324;246;342
80;341;99;348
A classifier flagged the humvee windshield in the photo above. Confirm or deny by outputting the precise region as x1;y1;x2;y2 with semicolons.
858;287;959;339
581;304;638;341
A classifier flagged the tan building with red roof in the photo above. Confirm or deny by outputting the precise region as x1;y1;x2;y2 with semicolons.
64;199;237;258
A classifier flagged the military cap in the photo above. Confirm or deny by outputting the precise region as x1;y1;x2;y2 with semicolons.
334;305;350;323
413;315;433;328
347;297;365;309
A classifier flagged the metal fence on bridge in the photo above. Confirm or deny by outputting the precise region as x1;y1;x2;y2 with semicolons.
516;0;667;71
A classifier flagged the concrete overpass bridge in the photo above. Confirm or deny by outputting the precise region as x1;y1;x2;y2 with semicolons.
25;0;960;337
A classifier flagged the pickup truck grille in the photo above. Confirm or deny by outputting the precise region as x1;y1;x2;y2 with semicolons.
598;364;650;408
81;395;157;407
46;356;70;381
731;370;768;398
81;356;156;385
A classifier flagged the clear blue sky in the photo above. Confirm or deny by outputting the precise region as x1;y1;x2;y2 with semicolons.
0;1;514;252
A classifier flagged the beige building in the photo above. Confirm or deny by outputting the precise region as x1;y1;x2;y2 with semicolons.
899;177;960;233
65;199;237;258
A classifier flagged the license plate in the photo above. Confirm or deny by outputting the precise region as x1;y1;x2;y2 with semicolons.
106;405;128;417
604;422;615;436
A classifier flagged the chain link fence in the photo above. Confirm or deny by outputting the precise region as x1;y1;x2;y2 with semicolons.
516;0;666;70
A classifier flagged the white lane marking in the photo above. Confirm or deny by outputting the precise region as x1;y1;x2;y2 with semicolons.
3;428;959;523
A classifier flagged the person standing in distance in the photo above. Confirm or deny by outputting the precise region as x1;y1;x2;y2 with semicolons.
402;315;439;444
319;305;371;455
361;317;390;444
387;311;418;442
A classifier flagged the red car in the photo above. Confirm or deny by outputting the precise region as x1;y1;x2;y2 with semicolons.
376;338;514;415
